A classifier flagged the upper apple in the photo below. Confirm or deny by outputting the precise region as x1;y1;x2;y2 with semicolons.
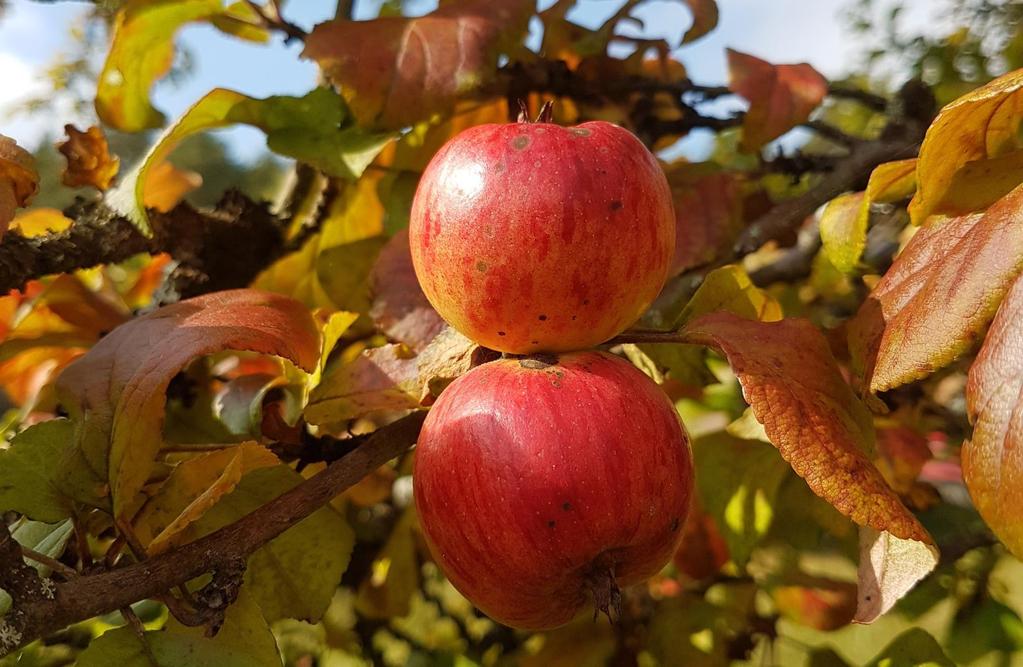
409;120;675;353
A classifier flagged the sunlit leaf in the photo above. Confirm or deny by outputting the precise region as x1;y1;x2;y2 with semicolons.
133;442;279;554
357;506;419;619
142;161;202;213
0;134;38;236
819;159;917;273
850;184;1023;393
302;0;533;128
188;465;354;623
55;289;320;520
727;49;828;151
692;433;789;566
681;313;937;620
305;327;480;427
108;88;393;234
96;0;223;131
963;273;1023;559
57;124;120;191
908;67;1023;224
10;208;72;237
77;588;280;666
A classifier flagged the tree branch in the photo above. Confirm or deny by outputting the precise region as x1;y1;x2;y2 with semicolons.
0;411;426;657
0;192;286;298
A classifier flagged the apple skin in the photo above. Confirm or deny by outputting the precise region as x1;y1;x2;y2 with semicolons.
413;351;693;629
409;121;675;354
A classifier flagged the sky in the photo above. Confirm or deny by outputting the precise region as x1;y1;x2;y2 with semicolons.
0;0;944;162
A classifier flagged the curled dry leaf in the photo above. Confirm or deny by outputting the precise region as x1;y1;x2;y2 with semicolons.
55;289;320;520
681;0;719;44
369;228;445;352
963;273;1023;558
908;68;1023;225
302;0;533;129
726;49;828;152
57;125;120;191
0;134;39;237
849;184;1023;393
681;312;937;621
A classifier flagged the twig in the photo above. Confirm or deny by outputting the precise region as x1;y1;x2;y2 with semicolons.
802;120;861;148
827;84;888;112
0;412;426;657
19;547;79;580
243;0;307;42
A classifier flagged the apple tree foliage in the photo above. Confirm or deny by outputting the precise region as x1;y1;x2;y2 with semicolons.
0;0;1022;664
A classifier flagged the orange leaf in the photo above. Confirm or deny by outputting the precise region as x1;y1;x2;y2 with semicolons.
772;579;857;631
850;184;1023;393
142;160;202;212
682;312;927;542
0;134;38;237
681;313;937;622
57;124;120;191
369;229;445;353
56;289;320;519
727;49;828;152
302;0;532;129
963;273;1023;558
673;497;729;581
908;68;1023;224
681;0;718;44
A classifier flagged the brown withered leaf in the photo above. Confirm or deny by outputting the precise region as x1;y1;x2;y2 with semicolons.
849;184;1023;394
0;134;38;237
909;68;1023;224
681;313;937;621
58;124;120;191
963;273;1023;559
302;0;532;129
304;327;490;427
369;229;445;352
727;49;828;152
56;289;321;520
682;0;719;44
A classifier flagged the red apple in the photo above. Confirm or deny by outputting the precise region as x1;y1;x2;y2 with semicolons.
413;351;693;629
409;119;675;354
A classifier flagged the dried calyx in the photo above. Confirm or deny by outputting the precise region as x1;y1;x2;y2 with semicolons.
516;99;555;124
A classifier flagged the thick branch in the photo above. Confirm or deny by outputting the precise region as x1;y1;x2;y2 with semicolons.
0;192;285;298
0;411;426;657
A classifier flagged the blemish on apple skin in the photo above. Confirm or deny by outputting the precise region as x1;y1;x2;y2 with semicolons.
547;520;556;528
538;314;547;321
562;502;572;511
670;517;680;532
476;260;488;272
570;128;591;137
609;200;623;211
512;136;530;150
497;331;506;336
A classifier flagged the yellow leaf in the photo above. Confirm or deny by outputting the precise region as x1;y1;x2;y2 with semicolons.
134;442;279;554
909;67;1023;224
10;208;72;237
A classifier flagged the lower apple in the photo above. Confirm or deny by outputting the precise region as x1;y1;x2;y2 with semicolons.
413;351;693;629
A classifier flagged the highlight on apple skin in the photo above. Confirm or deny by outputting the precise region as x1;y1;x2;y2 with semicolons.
409;119;676;354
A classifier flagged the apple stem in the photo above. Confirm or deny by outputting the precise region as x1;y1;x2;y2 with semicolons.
586;553;622;624
515;99;556;124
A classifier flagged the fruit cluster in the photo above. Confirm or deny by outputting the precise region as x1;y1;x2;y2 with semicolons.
409;112;695;630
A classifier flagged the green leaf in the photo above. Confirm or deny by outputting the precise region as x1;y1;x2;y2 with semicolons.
357;507;420;619
96;0;223;131
0;420;76;522
188;466;354;623
315;236;389;315
675;264;782;328
76;588;281;666
867;628;954;667
107;88;394;234
692;433;790;566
